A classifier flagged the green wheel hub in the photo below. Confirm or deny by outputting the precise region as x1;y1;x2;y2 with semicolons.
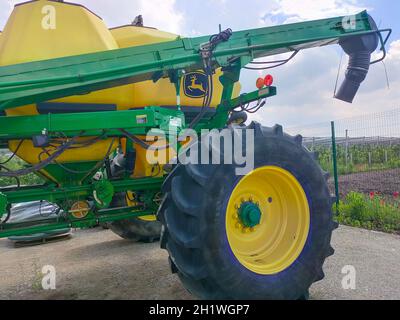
238;202;261;228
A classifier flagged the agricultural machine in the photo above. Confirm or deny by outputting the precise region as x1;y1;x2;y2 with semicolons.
0;1;391;299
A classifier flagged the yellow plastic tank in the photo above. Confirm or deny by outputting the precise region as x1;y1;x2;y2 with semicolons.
0;0;240;183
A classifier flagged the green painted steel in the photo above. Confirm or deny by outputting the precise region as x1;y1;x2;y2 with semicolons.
0;192;6;219
42;161;102;186
0;177;163;238
92;179;115;209
0;107;185;140
0;208;155;238
0;11;375;111
2;176;163;205
0;10;382;237
331;121;340;212
220;87;277;112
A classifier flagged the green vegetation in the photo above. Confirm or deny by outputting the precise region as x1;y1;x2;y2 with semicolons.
316;144;400;175
336;192;400;234
0;154;44;187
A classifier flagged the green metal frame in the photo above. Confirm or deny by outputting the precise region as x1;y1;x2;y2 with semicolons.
0;87;275;237
0;10;381;237
0;107;185;139
0;178;162;238
0;11;375;111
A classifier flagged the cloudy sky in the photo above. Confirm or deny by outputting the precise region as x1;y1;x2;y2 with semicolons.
0;0;399;129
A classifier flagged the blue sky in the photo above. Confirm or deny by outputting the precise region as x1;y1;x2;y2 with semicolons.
0;0;399;128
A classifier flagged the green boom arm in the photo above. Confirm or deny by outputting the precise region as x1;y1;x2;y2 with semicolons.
0;11;382;111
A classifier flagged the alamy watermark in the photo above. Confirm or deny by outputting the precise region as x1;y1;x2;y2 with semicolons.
41;265;56;290
342;15;357;30
41;5;57;30
145;127;255;176
341;265;356;290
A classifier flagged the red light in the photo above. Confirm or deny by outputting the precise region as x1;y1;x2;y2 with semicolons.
256;77;264;89
264;74;274;86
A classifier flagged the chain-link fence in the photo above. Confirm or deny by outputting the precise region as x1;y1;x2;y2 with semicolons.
287;108;400;202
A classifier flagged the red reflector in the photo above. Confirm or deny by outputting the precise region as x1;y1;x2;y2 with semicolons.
256;77;265;89
264;74;274;86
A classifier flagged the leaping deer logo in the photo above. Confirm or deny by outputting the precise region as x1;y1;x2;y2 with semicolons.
188;75;206;94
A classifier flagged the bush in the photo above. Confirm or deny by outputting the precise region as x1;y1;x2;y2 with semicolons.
0;155;44;187
336;191;400;234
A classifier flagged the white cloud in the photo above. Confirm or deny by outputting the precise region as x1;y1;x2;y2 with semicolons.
387;40;400;59
81;0;184;34
0;1;20;30
244;37;400;130
237;1;400;130
1;0;184;34
0;0;398;131
268;0;368;22
134;0;183;34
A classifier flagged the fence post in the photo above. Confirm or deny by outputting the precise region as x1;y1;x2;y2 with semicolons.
345;129;349;170
331;121;339;213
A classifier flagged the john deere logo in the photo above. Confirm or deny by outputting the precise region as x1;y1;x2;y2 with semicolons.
183;72;208;98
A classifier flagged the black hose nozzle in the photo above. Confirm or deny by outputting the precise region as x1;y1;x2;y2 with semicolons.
335;15;379;103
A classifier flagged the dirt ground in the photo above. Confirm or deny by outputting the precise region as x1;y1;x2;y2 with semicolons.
328;168;400;197
0;225;399;300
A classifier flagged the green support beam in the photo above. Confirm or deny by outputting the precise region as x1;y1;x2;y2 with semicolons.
0;107;185;140
0;11;375;111
2;176;163;205
0;208;155;238
0;10;383;238
0;177;163;238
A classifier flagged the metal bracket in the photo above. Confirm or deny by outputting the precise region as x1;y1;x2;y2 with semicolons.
370;28;392;65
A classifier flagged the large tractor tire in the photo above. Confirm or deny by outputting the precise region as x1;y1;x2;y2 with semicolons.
158;122;337;299
108;193;161;242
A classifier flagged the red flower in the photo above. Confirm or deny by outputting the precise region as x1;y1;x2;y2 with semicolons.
394;192;400;199
369;192;375;200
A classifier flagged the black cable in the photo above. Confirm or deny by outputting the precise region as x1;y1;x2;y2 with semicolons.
245;103;265;114
244;50;299;70
248;50;299;64
188;73;213;129
150;163;162;177
208;28;233;49
0;163;20;187
0;132;84;177
119;129;169;151
40;137;116;175
0;139;24;165
49;130;107;149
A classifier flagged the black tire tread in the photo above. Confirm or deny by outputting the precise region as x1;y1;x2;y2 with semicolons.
158;122;335;299
108;193;161;242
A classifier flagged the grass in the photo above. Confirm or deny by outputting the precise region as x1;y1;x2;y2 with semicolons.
2;153;399;235
335;191;400;234
0;154;44;187
315;144;400;176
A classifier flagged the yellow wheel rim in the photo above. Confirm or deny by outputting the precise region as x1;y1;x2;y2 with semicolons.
125;191;157;222
226;166;310;275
